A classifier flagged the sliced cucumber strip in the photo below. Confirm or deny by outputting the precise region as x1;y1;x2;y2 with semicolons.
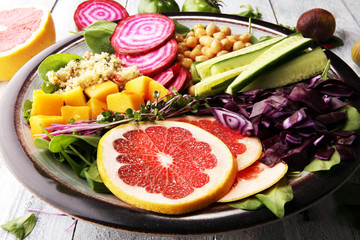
241;47;327;92
190;61;202;83
195;36;285;79
195;65;247;97
226;33;313;95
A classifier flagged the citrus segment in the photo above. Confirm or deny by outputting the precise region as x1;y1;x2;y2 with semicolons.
97;121;237;214
173;116;263;170
218;162;288;203
0;5;56;81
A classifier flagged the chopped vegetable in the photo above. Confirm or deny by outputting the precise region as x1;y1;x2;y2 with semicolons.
110;13;175;56
74;0;129;31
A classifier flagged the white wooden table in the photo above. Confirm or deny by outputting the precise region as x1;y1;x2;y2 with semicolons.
1;0;360;239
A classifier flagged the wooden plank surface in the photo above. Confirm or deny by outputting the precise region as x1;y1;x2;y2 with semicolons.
1;0;360;239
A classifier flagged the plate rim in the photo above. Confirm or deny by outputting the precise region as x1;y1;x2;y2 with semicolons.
1;12;360;235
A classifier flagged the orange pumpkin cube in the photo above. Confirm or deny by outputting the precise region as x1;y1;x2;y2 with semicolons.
84;81;119;102
124;76;152;99
61;106;90;123
31;94;63;116
147;80;171;102
63;86;87;106
87;98;108;119
29;115;64;137
107;91;144;113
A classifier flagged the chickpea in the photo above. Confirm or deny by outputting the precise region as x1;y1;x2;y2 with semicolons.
213;32;226;40
220;26;231;36
217;50;229;56
184;50;191;58
193;23;204;30
233;34;240;41
194;28;207;38
233;41;245;51
239;32;251;43
188;84;196;97
227;35;237;44
201;46;209;55
177;53;185;61
195;55;209;62
221;38;232;51
177;42;187;54
186;31;195;38
199;35;213;47
245;42;252;47
210;39;223;54
204;48;216;59
206;23;220;36
180;57;193;69
185;36;198;48
174;34;184;43
190;47;202;61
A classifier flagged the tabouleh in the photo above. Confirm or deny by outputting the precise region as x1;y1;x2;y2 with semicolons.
47;52;141;92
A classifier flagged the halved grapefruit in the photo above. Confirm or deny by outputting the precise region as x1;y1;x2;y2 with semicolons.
218;161;288;203
172;115;263;170
97;121;237;214
0;5;56;81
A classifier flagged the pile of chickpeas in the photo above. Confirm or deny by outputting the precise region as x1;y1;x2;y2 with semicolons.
175;23;252;70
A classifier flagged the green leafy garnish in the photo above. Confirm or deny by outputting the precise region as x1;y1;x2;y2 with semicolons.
255;177;293;218
22;99;33;124
304;147;340;172
1;213;36;240
82;20;117;54
38;53;83;93
173;19;190;38
83;161;110;193
238;4;262;20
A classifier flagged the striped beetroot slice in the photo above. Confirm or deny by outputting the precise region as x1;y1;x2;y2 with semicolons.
111;13;175;56
116;38;177;77
74;0;129;30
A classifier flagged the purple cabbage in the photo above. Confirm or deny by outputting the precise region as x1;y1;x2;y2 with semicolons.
209;75;358;171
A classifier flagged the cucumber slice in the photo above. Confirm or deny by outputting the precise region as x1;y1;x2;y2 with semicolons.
195;36;285;79
241;47;328;92
210;38;279;75
226;33;313;95
190;61;202;83
194;65;247;97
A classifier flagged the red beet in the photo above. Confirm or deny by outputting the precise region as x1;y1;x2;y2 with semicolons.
153;62;181;86
116;39;177;77
167;66;189;92
111;13;175;56
74;0;129;30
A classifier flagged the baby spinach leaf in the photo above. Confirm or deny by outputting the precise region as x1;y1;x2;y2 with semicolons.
228;197;264;210
84;161;110;193
38;53;83;93
22;99;32;124
83;20;117;54
304;147;340;172
34;138;50;150
49;135;100;153
173;19;190;38
1;213;36;240
255;177;293;218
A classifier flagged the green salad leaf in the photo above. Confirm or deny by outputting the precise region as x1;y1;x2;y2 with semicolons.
83;20;117;54
341;105;360;131
238;4;262;20
1;213;36;240
83;161;110;193
255;177;293;218
228;197;264;210
304;147;340;172
173;19;190;38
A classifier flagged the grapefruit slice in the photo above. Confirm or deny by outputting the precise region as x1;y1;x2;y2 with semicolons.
0;5;56;81
218;161;288;203
173;116;263;170
97;121;237;214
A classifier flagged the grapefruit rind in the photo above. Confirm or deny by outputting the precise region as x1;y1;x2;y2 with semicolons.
97;121;237;215
218;162;288;203
0;5;56;81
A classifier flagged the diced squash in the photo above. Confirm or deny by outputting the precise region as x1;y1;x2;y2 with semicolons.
147;80;171;102
33;89;45;97
107;91;144;113
124;76;152;99
29;115;64;137
63;86;87;106
84;81;119;102
61;106;90;123
87;98;108;119
31;94;63;116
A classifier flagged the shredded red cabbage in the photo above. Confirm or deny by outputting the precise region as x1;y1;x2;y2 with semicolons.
209;75;358;171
